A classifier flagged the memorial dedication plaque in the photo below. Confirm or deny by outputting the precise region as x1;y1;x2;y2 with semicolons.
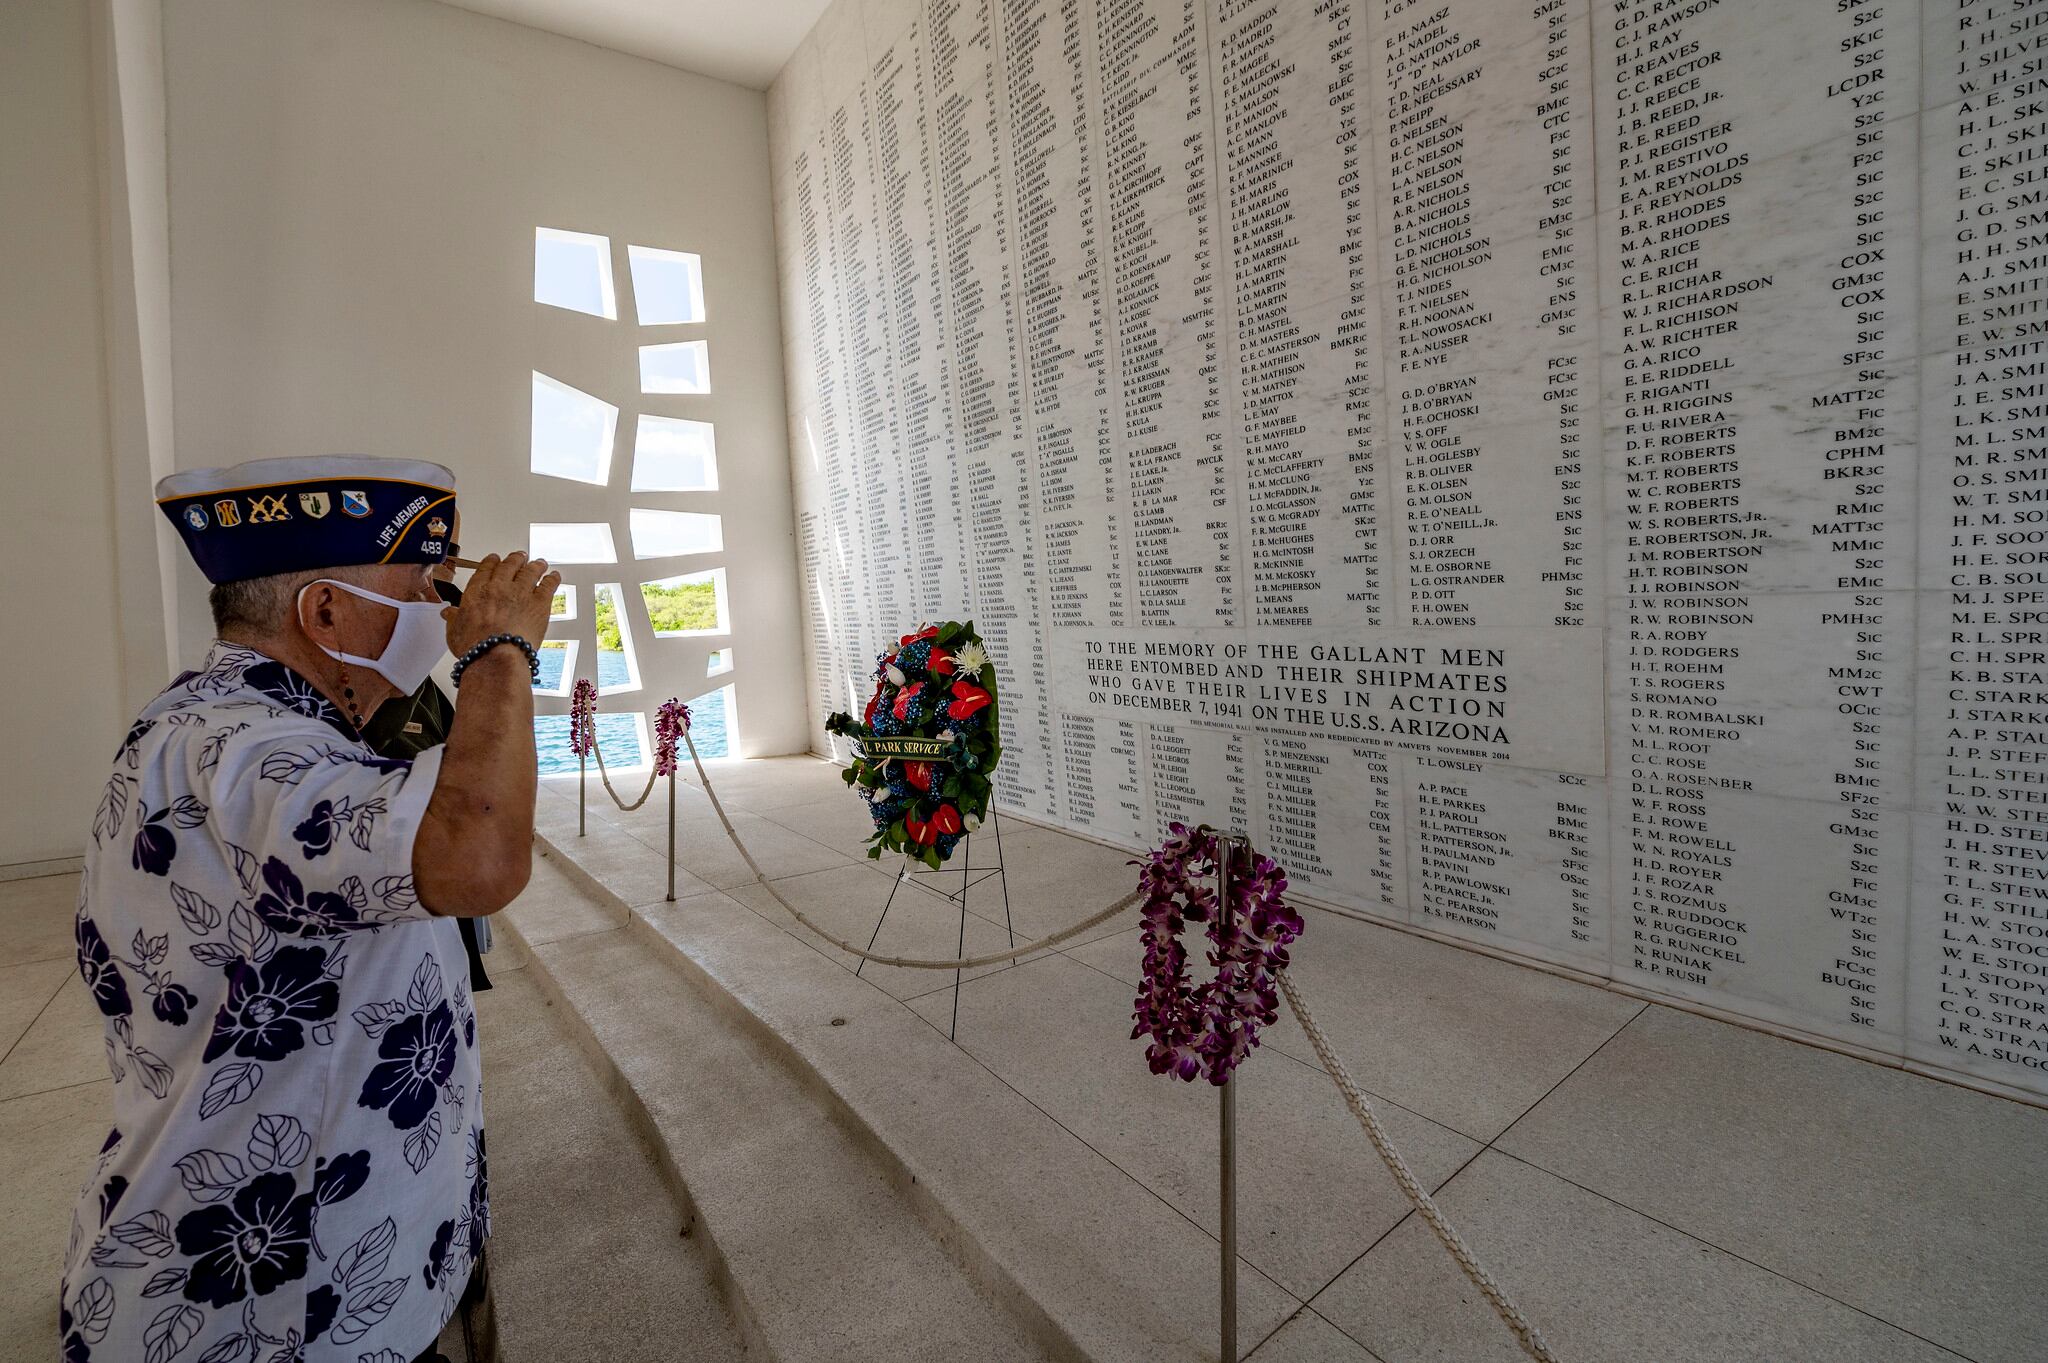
769;0;2048;1102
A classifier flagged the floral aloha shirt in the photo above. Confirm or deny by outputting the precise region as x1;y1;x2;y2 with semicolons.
60;642;487;1363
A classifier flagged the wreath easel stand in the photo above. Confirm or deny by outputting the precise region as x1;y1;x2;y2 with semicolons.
855;805;1016;1041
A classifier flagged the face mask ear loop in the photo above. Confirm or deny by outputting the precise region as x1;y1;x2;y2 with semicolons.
298;582;366;729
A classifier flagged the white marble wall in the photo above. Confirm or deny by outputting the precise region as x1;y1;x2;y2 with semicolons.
768;0;2048;1104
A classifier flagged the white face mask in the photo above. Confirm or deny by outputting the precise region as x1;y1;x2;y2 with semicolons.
298;579;449;694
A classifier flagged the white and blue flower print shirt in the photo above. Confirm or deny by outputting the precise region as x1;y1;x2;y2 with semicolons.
60;643;487;1363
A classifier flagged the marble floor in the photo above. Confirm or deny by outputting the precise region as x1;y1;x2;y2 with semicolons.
7;756;2047;1362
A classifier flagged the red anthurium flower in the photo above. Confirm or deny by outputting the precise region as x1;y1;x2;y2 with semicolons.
932;804;963;836
927;649;958;677
903;812;938;846
945;680;992;720
904;761;933;792
863;689;881;727
892;682;924;722
898;624;941;648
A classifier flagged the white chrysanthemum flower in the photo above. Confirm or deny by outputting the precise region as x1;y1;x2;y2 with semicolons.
938;729;957;742
953;641;990;675
886;664;907;686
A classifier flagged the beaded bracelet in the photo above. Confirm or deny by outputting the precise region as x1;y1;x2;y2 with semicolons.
451;633;540;687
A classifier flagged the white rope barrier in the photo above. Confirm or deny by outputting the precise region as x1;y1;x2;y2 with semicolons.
1276;968;1561;1362
585;739;660;812
678;731;1138;969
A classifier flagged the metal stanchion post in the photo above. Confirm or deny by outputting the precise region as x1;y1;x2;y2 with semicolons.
1218;832;1238;1363
666;768;677;901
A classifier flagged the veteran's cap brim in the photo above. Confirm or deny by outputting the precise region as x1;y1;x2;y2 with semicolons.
156;455;459;585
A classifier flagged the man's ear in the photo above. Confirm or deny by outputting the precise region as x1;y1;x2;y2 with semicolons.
295;581;341;647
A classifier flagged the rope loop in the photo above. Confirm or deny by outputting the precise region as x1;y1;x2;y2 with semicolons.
678;732;1136;969
587;737;660;811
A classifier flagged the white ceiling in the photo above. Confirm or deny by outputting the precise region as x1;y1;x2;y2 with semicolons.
435;0;832;89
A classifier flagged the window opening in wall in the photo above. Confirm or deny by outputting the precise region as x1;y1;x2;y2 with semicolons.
627;245;705;324
706;648;733;678
550;586;577;620
531;372;619;484
631;415;719;492
592;583;642;695
533;227;617;319
628;509;722;559
682;684;736;759
530;523;619;564
639;340;711;394
533;639;579;696
534;710;646;776
639;568;727;638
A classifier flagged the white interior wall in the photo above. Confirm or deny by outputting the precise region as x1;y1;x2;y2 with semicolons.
0;0;135;867
160;0;805;756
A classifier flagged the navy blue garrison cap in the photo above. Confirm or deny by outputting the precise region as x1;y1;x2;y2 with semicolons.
156;455;458;584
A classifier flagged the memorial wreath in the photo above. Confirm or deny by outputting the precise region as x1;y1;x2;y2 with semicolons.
825;621;1001;867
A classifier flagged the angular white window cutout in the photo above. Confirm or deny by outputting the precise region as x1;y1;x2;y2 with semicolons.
592;583;642;695
550;585;577;620
533;639;579;697
628;509;722;559
639;340;711;394
530;522;618;564
627;245;706;325
606;711;653;768
531;372;618;485
631;415;719;492
639;567;727;638
533;227;617;319
706;647;733;678
683;683;736;759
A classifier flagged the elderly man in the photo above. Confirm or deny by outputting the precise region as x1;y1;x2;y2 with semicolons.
59;456;556;1363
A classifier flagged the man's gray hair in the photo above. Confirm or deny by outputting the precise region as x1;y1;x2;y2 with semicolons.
208;565;383;635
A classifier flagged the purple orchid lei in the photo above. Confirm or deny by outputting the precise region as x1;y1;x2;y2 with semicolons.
653;698;693;776
568;678;598;758
1132;824;1303;1085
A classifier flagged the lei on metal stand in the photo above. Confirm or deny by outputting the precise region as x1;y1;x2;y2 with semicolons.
1129;824;1302;1363
1127;828;1560;1363
568;679;691;903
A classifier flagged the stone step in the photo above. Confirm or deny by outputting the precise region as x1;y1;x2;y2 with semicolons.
495;853;1057;1363
476;961;748;1363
